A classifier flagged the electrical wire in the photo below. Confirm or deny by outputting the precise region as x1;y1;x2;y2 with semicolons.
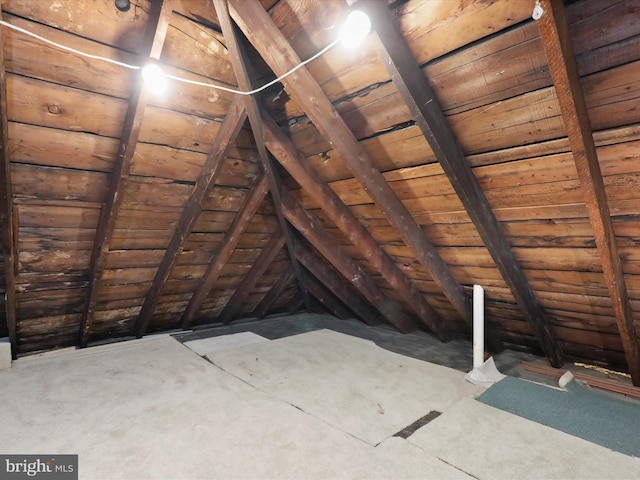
0;20;141;70
165;39;339;96
0;19;339;96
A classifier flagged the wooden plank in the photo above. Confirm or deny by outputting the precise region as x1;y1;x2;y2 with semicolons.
12;164;110;203
132;96;247;338
301;120;640;186
281;58;640;173
282;59;640;171
220;4;309;318
180;174;270;328
17;287;85;318
130;143;259;184
282;290;304;315
16;312;81;351
18;248;90;273
265;0;531;122
367;0;560;367
455;60;640;153
6;73;127;137
537;0;640;384
5;71;242;155
2;3;235;93
425;246;602;273
414;0;640;117
101;249;211;270
300;126;432;183
217;228;286;324
161;14;235;86
300;272;355;321
372;1;631;366
120;178;197;209
262;112;448;339
19;227;96;252
9;122;117;173
521;361;640;401
3;13;136;100
274;286;301;314
115;207;183;232
0;5;18;357
295;243;383;326
229;0;470;331
281;187;413;332
79;0;174;347
3;0;150;54
252;269;296;318
585;60;640;131
214;0;310;313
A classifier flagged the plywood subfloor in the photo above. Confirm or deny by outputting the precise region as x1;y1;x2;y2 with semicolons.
184;331;269;356
206;329;482;445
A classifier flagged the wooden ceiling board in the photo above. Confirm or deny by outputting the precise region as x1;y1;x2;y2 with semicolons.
2;0;640;380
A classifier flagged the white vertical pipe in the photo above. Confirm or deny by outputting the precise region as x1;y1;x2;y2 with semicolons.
473;284;484;368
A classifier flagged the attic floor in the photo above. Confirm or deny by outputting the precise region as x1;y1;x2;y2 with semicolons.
1;313;639;479
175;313;481;372
173;313;574;385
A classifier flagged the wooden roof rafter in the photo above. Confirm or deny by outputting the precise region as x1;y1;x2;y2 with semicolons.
251;269;297;319
281;187;413;331
361;0;561;364
295;244;384;326
78;0;174;347
0;5;17;358
228;0;479;341
216;226;287;324
180;172;269;329
283;290;305;315
300;270;357;321
536;0;640;384
132;95;248;338
261;111;448;340
213;0;312;316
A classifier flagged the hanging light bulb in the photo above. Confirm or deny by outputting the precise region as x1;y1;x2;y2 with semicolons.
141;63;166;95
339;9;371;47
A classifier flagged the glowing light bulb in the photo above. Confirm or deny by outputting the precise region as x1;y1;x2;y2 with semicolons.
141;63;166;94
339;10;371;47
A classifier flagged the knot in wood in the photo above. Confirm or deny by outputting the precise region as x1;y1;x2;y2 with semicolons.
47;104;63;115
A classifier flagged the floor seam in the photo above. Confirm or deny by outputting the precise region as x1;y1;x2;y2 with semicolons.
435;455;480;479
203;355;380;448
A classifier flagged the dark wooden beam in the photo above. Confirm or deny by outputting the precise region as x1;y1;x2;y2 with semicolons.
306;295;329;317
283;291;305;315
0;6;18;358
132;96;247;338
214;0;311;313
79;0;174;347
180;173;269;328
228;0;468;334
261;112;448;340
217;227;286;324
295;243;383;326
365;1;560;361
300;272;355;320
281;187;412;331
537;0;639;383
252;269;296;318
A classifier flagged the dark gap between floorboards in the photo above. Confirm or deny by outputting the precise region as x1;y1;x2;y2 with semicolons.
393;410;442;439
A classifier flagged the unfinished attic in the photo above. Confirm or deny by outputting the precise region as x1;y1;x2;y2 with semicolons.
1;0;640;477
